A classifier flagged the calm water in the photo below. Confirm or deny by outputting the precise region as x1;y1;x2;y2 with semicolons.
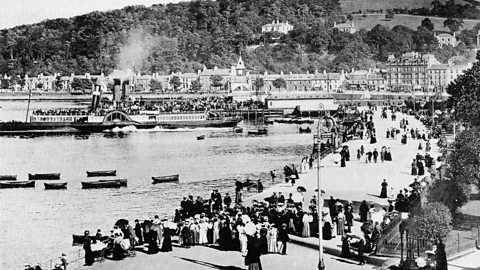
0;101;313;269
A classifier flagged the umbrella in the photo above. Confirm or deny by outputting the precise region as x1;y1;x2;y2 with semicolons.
245;222;257;236
115;219;129;227
297;186;307;192
292;192;303;203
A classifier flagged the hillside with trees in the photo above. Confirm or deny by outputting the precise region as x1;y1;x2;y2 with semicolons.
0;0;475;77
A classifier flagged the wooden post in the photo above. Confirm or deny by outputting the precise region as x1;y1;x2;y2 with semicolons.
458;233;460;253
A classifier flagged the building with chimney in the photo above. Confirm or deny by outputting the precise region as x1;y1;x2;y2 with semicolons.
333;21;356;34
435;32;457;48
386;52;441;92
261;20;294;34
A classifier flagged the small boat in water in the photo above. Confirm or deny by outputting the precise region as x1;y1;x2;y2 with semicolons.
197;135;205;140
81;179;127;189
247;128;268;136
299;127;312;133
152;174;179;184
0;180;35;189
0;175;17;180
28;173;61;180
86;170;117;177
44;182;68;189
233;127;243;133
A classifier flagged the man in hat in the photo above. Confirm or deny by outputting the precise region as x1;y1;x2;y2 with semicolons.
278;223;290;255
223;193;232;209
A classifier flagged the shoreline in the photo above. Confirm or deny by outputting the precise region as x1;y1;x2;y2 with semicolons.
0;91;443;102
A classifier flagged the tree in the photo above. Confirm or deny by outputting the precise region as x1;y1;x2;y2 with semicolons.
190;79;202;92
254;77;264;91
272;77;287;91
385;9;395;21
444;18;464;32
210;75;223;91
169;75;181;91
447;51;480;126
421;18;435;31
150;80;163;92
410;202;452;240
70;78;92;91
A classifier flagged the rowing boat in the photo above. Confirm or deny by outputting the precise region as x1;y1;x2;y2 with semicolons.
0;180;35;189
28;173;61;180
0;175;17;180
81;179;126;189
86;170;117;177
44;182;68;189
152;174;179;184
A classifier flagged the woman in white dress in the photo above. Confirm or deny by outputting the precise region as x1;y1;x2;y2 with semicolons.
213;219;220;244
302;212;313;237
268;225;278;253
237;222;248;254
199;219;209;245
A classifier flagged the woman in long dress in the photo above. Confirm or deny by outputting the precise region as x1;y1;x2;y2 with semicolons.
268;225;278;253
302;212;312;237
213;219;220;244
411;159;418;175
380;180;388;198
336;211;345;235
198;219;209;245
160;228;172;252
83;231;94;265
237;223;248;254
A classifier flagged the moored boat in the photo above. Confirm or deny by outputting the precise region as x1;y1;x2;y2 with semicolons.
247;128;268;136
197;135;205;140
28;173;61;180
99;178;127;187
152;174;179;184
0;180;35;189
299;127;312;133
44;182;68;189
81;179;126;189
0;175;17;180
86;170;117;177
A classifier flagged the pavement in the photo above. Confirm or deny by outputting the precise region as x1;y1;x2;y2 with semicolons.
77;107;478;270
78;240;378;270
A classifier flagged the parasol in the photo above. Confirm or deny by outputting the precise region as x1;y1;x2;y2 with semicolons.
292;192;304;203
245;222;257;236
297;186;307;193
115;219;129;227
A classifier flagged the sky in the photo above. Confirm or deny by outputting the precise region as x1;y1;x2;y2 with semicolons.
0;0;183;29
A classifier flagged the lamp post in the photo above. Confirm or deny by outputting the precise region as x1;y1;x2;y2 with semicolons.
317;103;325;270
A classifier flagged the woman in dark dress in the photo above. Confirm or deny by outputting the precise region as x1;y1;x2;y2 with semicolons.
380;180;388;198
160;228;173;252
340;156;346;167
417;160;425;176
341;235;351;258
245;234;263;270
359;200;369;222
411;159;418;175
83;231;94;266
323;221;332;240
148;230;159;254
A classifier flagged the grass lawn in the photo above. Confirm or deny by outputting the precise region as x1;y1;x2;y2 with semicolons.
340;0;470;13
351;14;480;32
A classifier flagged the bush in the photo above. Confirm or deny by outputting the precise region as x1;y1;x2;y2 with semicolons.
410;202;452;240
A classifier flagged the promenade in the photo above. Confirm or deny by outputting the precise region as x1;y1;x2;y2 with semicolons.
73;107;479;270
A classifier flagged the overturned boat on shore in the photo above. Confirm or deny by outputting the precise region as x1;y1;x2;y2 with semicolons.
86;170;117;177
44;182;68;190
28;173;61;180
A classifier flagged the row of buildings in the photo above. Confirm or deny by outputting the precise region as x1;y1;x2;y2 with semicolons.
1;52;473;94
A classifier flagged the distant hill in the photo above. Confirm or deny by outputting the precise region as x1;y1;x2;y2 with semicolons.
352;14;480;32
340;0;470;13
